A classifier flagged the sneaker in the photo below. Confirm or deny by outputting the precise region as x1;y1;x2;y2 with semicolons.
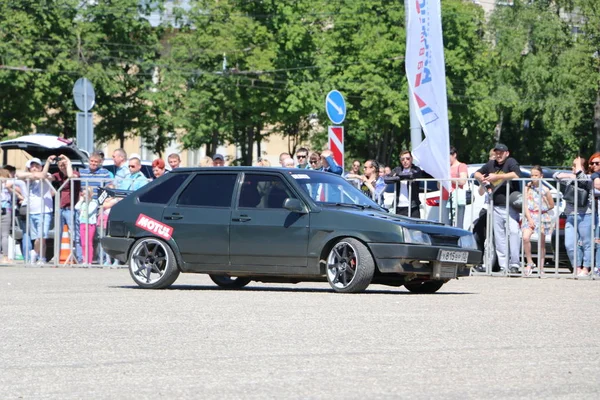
473;265;486;273
508;264;520;274
29;250;38;264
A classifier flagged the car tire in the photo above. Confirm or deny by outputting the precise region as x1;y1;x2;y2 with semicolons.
129;237;180;289
404;280;445;294
209;275;251;289
326;238;374;293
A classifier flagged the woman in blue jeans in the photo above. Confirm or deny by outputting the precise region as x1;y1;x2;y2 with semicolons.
554;156;594;276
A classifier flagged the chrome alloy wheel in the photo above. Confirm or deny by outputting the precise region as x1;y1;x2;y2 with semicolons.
130;238;169;285
326;241;359;289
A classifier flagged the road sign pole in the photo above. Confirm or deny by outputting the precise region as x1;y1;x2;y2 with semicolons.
73;77;96;154
328;126;344;172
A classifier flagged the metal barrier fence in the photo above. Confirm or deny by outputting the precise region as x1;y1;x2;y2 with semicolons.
381;175;598;279
0;176;150;268
2;173;598;280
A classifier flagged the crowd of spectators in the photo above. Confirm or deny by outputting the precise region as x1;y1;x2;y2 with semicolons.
2;142;600;278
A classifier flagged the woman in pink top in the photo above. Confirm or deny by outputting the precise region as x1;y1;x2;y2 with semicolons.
441;146;468;228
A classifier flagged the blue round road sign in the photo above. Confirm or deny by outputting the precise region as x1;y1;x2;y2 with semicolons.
325;90;346;125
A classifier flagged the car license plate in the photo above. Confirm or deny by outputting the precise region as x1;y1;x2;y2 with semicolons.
438;249;468;264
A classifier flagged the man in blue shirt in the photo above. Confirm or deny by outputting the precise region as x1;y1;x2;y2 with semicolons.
123;154;149;191
320;149;343;175
111;148;130;190
79;151;114;198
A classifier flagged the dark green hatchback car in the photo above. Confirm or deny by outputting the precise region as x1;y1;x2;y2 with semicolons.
101;167;481;293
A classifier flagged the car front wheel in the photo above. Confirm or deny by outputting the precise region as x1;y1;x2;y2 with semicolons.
404;280;445;294
326;238;374;293
209;275;251;289
129;238;180;289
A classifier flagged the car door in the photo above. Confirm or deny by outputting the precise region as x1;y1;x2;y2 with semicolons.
229;172;310;270
163;172;238;270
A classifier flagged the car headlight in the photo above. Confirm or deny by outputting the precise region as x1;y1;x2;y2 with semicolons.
459;234;477;250
402;228;432;245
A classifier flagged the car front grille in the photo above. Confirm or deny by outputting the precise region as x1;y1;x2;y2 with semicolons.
430;234;459;247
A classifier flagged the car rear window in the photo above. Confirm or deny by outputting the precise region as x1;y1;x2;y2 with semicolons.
177;173;237;208
139;173;190;204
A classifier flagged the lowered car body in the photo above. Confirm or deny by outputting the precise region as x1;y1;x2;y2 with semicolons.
102;167;481;293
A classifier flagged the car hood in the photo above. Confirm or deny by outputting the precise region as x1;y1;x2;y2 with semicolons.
0;134;90;163
320;205;472;237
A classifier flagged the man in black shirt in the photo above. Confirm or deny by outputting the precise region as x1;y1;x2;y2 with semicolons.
474;143;522;273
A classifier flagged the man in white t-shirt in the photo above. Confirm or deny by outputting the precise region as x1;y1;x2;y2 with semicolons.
16;158;54;264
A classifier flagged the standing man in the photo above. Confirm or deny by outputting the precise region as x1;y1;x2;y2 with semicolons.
49;154;82;263
124;154;150;191
168;153;181;170
212;154;225;167
295;147;310;169
386;150;424;218
16;158;54;264
111;148;130;190
320;149;343;175
79;151;113;197
474;143;522;273
279;152;291;167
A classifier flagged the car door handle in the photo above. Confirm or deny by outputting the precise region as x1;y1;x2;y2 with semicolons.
232;216;252;222
164;214;183;220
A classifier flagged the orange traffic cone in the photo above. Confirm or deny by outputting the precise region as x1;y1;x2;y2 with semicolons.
59;224;74;265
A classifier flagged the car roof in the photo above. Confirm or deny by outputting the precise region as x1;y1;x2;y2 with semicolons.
168;166;328;173
0;134;90;163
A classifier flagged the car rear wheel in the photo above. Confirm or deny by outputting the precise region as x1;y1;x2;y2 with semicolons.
326;238;374;293
404;280;445;294
129;238;179;289
209;275;251;289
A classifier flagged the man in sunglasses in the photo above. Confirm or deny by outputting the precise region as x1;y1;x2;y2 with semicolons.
385;150;425;218
295;147;310;169
123;154;149;191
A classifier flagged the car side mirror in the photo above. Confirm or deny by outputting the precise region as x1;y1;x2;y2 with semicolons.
283;198;306;213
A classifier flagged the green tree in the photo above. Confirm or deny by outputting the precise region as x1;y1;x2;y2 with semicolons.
487;0;597;164
166;0;277;164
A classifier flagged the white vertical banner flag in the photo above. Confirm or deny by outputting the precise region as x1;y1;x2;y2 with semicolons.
405;0;450;189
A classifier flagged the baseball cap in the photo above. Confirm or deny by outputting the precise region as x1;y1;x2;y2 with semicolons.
26;158;42;169
493;143;508;152
212;153;224;161
129;153;141;161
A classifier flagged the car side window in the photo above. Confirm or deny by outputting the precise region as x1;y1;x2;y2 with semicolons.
238;174;295;209
177;173;237;207
139;173;190;204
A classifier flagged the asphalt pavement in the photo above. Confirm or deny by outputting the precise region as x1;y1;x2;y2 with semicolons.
1;267;599;399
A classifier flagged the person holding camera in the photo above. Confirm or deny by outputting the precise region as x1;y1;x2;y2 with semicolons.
474;143;522;274
49;154;82;264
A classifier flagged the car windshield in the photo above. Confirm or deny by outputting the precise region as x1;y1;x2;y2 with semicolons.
288;170;382;209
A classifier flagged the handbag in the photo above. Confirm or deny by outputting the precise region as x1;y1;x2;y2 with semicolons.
453;185;472;206
563;183;589;208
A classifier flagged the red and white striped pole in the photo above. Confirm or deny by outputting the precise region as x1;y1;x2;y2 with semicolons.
328;126;344;172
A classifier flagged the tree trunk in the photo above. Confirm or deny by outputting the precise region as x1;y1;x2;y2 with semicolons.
209;129;219;156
